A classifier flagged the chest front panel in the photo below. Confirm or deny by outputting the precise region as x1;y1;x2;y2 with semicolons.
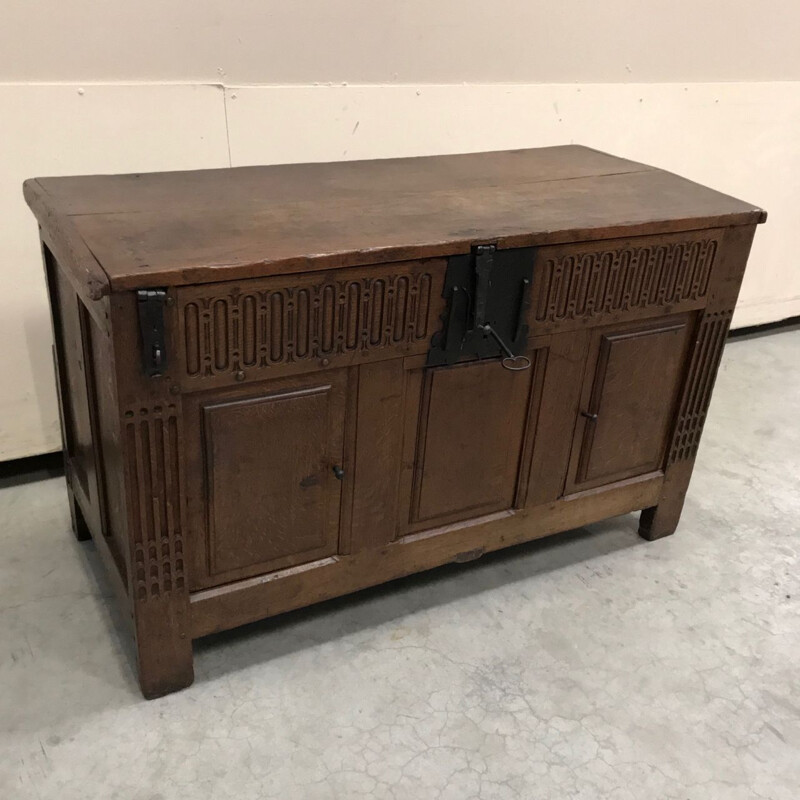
170;231;737;588
149;229;744;595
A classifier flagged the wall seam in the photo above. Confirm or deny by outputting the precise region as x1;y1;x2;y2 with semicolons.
221;86;233;168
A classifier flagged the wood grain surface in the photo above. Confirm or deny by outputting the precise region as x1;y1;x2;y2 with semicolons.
24;146;765;293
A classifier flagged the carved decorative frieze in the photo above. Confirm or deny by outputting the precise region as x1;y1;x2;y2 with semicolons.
534;236;719;323
181;268;437;378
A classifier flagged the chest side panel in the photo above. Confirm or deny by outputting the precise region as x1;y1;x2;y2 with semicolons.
48;256;103;533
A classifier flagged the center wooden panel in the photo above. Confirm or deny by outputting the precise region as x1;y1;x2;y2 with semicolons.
401;358;535;533
198;370;347;583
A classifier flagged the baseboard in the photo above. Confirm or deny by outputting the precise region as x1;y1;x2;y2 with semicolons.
728;314;800;341
0;451;64;488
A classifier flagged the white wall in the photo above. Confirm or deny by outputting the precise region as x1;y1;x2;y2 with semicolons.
1;4;798;460
3;1;799;83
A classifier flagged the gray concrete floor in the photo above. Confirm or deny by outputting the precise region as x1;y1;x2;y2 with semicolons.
1;329;799;800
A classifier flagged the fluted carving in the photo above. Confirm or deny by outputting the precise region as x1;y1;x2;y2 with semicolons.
182;269;436;378
669;310;733;463
534;236;719;323
124;404;185;601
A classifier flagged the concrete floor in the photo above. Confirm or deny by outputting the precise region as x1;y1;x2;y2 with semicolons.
1;329;798;800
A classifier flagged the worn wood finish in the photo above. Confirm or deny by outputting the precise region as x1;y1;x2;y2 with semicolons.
191;472;668;638
25;146;765;698
24;146;764;293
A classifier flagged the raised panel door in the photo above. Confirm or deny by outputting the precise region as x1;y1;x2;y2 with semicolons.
564;314;694;494
186;370;348;588
398;357;538;534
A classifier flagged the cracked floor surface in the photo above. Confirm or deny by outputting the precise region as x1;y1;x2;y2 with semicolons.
1;328;799;799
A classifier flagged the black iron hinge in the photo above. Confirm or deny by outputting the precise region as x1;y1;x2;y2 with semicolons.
136;289;168;377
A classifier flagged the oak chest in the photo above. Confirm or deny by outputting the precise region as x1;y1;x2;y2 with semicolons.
24;146;766;698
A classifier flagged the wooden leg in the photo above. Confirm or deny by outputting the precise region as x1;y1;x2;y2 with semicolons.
67;486;92;542
638;461;692;541
134;597;194;699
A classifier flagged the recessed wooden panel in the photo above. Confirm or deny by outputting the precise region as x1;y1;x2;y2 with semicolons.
565;314;694;493
48;256;105;535
200;371;347;581
401;358;535;532
525;331;590;508
87;314;127;577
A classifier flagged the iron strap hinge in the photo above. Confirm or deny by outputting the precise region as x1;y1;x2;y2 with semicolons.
136;289;168;377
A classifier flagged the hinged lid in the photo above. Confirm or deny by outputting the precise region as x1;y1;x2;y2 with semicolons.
23;145;766;296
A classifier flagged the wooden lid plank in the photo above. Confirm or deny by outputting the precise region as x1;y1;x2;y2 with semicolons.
24;145;765;293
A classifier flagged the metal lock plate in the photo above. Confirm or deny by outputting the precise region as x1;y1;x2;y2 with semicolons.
426;244;536;369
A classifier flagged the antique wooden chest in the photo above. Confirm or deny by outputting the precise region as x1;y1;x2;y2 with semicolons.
24;146;766;698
